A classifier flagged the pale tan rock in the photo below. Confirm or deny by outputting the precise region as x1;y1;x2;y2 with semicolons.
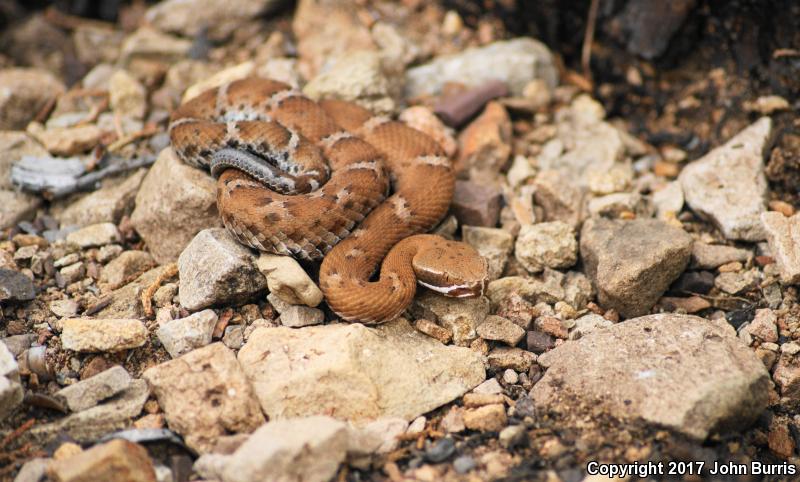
130;148;220;264
413;319;452;344
533;314;770;440
462;226;513;280
761;212;800;284
61;318;147;352
237;318;485;423
146;0;283;41
99;250;155;291
515;222;577;273
182;62;255;103
143;343;265;453
412;291;490;346
0;68;65;130
476;315;525;346
256;253;322;307
463;404;507;432
399;106;457;158
66;223;121;248
47;439;156;482
487;347;536;372
57;169;146;227
109;70;146;120
457;102;512;176
27;122;103;156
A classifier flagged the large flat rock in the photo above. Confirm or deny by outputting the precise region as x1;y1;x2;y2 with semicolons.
532;314;770;440
679;117;771;241
237;319;485;423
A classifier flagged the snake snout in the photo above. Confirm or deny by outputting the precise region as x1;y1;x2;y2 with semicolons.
413;239;490;299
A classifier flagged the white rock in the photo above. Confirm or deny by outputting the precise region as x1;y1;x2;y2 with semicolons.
679;118;771;241
237;318;485;423
256;253;322;307
515;222;577;273
221;416;349;482
156;309;218;358
761;212;800;284
0;342;22;421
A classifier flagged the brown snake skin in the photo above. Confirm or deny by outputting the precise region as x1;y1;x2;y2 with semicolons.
169;78;488;323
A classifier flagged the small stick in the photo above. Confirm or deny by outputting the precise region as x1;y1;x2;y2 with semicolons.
107;124;159;153
141;263;179;318
581;0;600;85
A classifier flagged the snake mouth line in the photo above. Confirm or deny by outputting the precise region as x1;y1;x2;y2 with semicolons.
418;279;485;298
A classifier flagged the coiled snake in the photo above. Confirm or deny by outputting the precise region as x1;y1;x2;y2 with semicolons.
169;78;488;323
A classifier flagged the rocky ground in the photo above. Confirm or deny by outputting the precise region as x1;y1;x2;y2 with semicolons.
0;0;799;481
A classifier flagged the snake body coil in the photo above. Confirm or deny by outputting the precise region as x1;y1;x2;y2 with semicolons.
170;78;487;323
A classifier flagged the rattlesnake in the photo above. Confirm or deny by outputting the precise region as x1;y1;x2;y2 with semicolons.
169;78;488;323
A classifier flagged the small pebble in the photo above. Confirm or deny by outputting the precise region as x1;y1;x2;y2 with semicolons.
502;369;519;385
425;437;455;463
453;455;476;474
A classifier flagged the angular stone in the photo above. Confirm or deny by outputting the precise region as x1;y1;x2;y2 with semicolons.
130;148;220;264
109;70;146;120
66;223;121;248
0;342;22;421
57;169;146;227
405;38;557;98
0;68;66;130
487;347;536;372
143;343;265;453
0;268;35;302
156;309;218;358
451;180;502;228
679;117;771;241
61;318;147;352
303;50;400;115
119;27;191;66
515;222;577;273
463;404;507;432
412;291;490;346
580;218;693;318
220;416;348;482
55;365;131;412
28;123;104;156
0;189;41;230
178;228;266;311
413;319;452;344
476;315;525;346
457;102;511;175
761;212;800;284
237;318;485;423
462;226;512;278
256;253;322;307
532;169;586;228
714;269;759;295
533;314;770;440
690;242;752;270
96;265;174;319
744;309;778;343
279;305;324;328
99;250;156;291
47;439;156;482
146;0;283;41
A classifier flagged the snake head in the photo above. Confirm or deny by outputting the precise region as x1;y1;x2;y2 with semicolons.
413;238;489;298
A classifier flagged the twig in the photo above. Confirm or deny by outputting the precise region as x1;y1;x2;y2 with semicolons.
141;263;179;318
107;124;159;153
0;419;35;449
47;155;156;199
581;0;600;85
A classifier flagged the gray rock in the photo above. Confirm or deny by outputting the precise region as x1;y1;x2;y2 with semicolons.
714;269;759;295
568;313;613;340
0;131;49;190
476;315;525;346
237;318;485;423
532;314;770;440
56;169;146;227
405;38;557;98
304;50;401;115
178;228;266;311
514;222;577;273
143;343;265;454
690;242;752;270
0;342;22;421
462;226;513;280
220;417;349;482
145;0;284;41
0;68;65;129
580;218;692;318
54;365;132;412
679;117;771;241
279;305;324;328
130;148;220;264
99;250;156;291
0;268;35;302
156;309;218;358
61;318;147;352
761;212;800;284
412;291;490;346
65;222;121;248
451;180;502;228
